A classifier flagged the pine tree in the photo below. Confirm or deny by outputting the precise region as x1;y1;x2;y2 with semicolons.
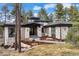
2;4;9;23
55;3;65;21
38;8;49;20
68;4;79;22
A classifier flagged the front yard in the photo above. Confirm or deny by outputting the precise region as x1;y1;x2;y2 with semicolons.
0;43;79;56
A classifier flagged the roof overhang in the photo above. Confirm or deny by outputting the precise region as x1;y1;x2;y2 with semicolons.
0;22;42;27
43;22;72;28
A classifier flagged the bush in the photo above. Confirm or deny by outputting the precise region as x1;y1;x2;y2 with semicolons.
66;23;79;47
66;31;73;42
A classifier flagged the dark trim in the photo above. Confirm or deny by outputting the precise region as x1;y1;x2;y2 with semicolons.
28;17;40;20
43;23;72;28
35;20;52;22
24;23;42;27
0;23;42;27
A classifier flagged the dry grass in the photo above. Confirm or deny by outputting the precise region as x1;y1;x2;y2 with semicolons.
0;43;79;56
25;43;79;56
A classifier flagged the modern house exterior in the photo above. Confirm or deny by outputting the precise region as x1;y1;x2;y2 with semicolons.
0;17;72;45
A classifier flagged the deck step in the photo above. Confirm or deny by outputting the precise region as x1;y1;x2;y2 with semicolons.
35;40;65;44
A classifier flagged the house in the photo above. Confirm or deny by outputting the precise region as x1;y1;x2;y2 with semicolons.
44;21;72;40
0;17;72;45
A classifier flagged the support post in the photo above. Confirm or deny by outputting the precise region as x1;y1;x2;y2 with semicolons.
37;26;42;37
4;27;8;45
25;27;30;38
48;27;52;37
60;26;62;40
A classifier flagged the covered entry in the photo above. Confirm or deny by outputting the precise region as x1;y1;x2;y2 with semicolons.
26;23;42;37
30;26;37;35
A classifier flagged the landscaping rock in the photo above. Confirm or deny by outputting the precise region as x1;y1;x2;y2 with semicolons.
21;42;31;48
31;43;39;46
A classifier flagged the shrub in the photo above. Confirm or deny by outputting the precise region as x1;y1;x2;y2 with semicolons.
66;23;79;47
66;27;74;43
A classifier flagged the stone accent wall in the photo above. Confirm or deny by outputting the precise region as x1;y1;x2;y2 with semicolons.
8;37;15;45
37;27;42;37
4;27;9;45
0;38;4;45
48;27;52;37
55;27;68;39
21;27;25;40
25;27;30;38
61;27;68;39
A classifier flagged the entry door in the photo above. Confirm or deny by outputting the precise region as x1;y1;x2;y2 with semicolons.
30;26;37;35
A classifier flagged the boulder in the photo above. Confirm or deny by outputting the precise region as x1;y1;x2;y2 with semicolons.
21;42;31;48
46;38;53;41
31;43;38;46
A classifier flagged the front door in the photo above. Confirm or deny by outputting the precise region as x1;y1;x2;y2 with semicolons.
30;26;37;35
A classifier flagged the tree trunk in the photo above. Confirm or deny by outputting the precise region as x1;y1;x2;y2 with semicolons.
15;5;17;50
15;3;21;52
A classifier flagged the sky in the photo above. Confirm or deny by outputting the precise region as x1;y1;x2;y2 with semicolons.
0;3;79;16
0;3;56;15
0;3;79;22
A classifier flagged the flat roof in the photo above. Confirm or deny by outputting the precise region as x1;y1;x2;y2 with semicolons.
0;22;42;27
0;22;72;27
28;17;40;20
24;22;42;27
28;17;52;22
43;22;72;27
35;20;52;22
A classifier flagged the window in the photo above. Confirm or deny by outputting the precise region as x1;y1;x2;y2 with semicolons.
8;27;15;37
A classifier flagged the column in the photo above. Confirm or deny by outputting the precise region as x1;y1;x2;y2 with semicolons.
55;27;60;39
37;27;42;37
44;28;48;36
25;27;30;38
48;27;52;37
21;27;25;40
4;27;9;45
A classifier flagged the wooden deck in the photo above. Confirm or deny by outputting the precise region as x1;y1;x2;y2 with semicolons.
34;39;65;44
21;38;65;44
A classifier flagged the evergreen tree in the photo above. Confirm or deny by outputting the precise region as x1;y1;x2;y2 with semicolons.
26;10;33;18
11;4;28;23
2;4;9;23
68;4;79;22
38;8;49;20
55;3;65;21
48;13;53;22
